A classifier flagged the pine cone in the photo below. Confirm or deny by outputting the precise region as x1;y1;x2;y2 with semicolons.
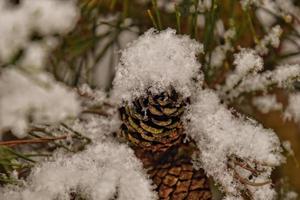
118;87;187;152
118;87;212;200
134;144;212;200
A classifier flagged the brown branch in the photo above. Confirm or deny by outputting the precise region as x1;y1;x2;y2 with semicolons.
233;159;260;176
0;135;68;147
231;155;266;173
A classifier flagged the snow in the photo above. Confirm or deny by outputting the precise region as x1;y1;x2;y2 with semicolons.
0;89;145;200
0;142;156;200
282;140;295;156
284;93;300;122
224;64;300;100
283;191;299;200
184;89;283;199
137;0;183;13
0;68;80;138
255;25;283;55
112;28;203;103
0;0;297;199
210;28;236;68
0;0;80;138
220;49;263;95
252;94;282;113
0;0;79;63
19;40;57;70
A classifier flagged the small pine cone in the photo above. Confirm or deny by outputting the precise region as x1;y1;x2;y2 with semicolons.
118;87;187;152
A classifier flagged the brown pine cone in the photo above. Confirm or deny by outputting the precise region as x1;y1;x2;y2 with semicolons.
117;88;212;199
118;87;187;152
134;144;212;200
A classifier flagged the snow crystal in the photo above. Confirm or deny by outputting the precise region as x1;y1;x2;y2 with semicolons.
282;140;295;156
220;49;263;94
284;93;300;122
232;49;263;75
77;84;107;106
252;94;282;113
0;68;80;138
71;108;120;142
255;25;283;55
210;28;236;68
0;142;156;200
225;64;300;100
272;64;300;87
184;89;283;199
112;28;203;103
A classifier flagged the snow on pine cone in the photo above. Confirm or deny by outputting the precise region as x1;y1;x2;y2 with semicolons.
117;87;212;200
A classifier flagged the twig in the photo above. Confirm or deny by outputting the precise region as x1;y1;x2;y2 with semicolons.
231;155;265;175
234;171;271;186
61;123;92;144
228;156;271;187
0;136;68;147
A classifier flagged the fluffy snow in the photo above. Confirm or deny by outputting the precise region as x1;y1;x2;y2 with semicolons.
282;140;295;157
0;0;79;63
184;89;283;199
112;28;203;103
19;40;57;70
0;0;80;138
255;25;283;55
284;93;300;122
0;68;80;138
210;28;236;68
283;191;299;200
224;64;300;100
0;142;156;200
252;94;282;113
0;89;146;200
220;49;263;95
